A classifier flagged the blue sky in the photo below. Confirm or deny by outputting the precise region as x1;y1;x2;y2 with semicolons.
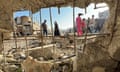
14;3;109;30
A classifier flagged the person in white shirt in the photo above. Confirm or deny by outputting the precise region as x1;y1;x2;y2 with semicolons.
89;15;96;33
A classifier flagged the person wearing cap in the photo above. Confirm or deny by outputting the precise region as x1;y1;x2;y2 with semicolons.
76;13;84;36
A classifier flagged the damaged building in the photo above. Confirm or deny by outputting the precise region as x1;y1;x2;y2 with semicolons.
15;16;40;36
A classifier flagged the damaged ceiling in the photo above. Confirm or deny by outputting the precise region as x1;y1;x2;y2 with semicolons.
0;0;114;31
0;0;112;13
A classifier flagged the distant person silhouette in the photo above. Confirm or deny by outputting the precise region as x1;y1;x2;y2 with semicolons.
54;21;60;36
41;20;47;36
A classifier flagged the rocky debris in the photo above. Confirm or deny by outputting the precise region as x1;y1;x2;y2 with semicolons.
54;37;75;49
0;42;75;72
92;67;105;72
14;52;26;62
29;46;54;60
21;42;75;72
28;44;73;61
0;70;3;72
22;56;73;72
4;65;19;72
0;54;23;72
77;42;118;72
108;42;120;61
51;61;73;72
22;56;53;72
29;40;42;48
0;55;17;64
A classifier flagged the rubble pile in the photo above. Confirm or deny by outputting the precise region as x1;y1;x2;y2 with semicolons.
29;47;54;60
77;42;118;72
22;56;53;72
0;54;22;72
22;56;73;72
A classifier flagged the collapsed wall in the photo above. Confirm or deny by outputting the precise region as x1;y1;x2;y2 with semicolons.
77;0;120;72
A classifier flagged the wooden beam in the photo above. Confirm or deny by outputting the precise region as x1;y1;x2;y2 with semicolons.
75;35;97;40
25;44;56;51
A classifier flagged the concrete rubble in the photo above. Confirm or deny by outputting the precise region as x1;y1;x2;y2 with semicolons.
0;37;76;72
22;56;73;72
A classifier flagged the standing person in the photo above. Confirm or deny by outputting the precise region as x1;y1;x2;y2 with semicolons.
41;20;47;36
89;15;96;33
87;17;92;33
82;18;86;33
54;21;60;36
76;13;83;36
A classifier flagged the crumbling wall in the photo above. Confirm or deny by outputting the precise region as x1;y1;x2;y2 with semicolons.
108;0;120;61
77;0;120;72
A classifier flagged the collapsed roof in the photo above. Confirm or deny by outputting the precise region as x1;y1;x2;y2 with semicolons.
0;0;113;31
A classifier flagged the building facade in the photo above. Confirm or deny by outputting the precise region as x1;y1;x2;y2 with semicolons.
99;10;109;19
15;16;40;36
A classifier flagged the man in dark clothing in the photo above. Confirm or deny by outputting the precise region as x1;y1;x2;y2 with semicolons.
41;20;47;36
54;21;60;36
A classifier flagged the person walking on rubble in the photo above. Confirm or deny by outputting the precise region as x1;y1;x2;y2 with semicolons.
41;19;48;36
54;21;60;36
76;13;84;36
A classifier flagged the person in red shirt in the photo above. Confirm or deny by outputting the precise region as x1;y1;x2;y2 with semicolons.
76;13;83;36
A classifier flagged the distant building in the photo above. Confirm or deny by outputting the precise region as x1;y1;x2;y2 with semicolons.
94;10;109;32
15;16;40;36
95;19;106;32
99;10;109;19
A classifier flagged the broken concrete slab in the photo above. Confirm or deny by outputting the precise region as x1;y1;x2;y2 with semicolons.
22;56;74;72
22;56;53;72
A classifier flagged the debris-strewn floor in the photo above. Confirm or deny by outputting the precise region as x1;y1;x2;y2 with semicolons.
1;35;120;72
0;36;76;72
